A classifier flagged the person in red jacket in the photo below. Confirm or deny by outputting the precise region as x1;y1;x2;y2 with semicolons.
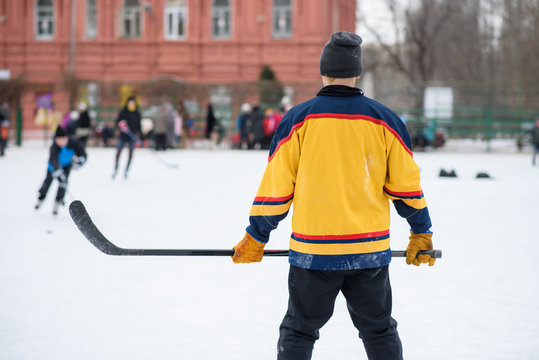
0;101;10;156
232;32;435;360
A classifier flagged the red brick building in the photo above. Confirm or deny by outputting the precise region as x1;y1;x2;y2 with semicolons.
0;0;356;138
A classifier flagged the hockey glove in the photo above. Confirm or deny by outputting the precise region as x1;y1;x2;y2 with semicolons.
232;233;265;264
406;232;435;266
72;156;86;170
51;169;67;183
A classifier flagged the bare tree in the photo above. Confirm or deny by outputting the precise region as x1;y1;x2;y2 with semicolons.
358;0;458;108
432;1;484;82
496;0;539;107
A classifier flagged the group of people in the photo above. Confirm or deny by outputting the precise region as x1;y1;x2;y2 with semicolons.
147;100;190;152
235;103;285;150
33;96;191;214
202;103;286;151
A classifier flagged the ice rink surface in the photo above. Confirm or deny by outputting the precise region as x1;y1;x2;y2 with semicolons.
1;139;538;359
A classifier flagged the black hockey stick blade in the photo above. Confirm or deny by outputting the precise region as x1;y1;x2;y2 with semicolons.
68;200;286;256
69;200;442;259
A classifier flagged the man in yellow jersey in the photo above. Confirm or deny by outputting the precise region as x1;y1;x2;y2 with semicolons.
232;32;435;360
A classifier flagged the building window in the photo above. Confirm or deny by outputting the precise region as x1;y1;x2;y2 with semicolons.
123;0;142;38
86;0;97;39
164;0;187;40
35;0;54;40
211;0;231;39
273;0;292;38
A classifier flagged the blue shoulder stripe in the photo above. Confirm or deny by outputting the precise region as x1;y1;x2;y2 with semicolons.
268;95;413;160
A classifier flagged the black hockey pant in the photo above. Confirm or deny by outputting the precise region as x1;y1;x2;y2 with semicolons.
277;265;402;360
38;166;71;202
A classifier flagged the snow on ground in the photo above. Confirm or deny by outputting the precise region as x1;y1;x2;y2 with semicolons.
1;139;538;360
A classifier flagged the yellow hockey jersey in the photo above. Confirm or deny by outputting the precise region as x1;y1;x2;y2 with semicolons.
246;85;431;270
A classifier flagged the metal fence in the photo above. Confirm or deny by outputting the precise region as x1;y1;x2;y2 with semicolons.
395;107;538;144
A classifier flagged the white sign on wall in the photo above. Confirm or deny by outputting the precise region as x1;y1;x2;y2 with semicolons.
424;87;453;119
0;69;11;80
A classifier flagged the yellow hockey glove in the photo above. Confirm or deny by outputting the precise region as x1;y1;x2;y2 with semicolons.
406;232;435;266
232;233;266;264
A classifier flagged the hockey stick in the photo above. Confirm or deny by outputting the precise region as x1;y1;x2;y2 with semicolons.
148;147;180;169
123;129;178;168
65;190;76;204
69;200;442;259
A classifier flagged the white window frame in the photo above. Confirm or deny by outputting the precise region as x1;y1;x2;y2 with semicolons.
164;0;188;40
211;0;232;39
122;0;142;38
272;0;292;39
35;0;54;40
86;0;98;39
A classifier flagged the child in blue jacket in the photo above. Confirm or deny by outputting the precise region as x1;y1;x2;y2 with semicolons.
35;126;87;215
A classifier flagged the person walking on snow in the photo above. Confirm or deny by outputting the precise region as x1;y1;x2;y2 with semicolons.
237;103;252;150
113;96;141;179
35;126;87;215
232;32;436;360
205;103;220;149
176;100;190;148
532;119;539;166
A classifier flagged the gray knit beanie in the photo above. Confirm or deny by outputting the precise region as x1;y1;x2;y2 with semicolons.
320;32;363;78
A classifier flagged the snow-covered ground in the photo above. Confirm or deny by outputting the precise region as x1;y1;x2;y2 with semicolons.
1;139;538;360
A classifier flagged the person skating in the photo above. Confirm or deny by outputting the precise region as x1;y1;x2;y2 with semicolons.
532;119;539;166
232;32;435;360
113;96;141;179
35;126;87;215
75;102;93;148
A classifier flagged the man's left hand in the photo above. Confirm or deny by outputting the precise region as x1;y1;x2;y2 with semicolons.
232;233;266;264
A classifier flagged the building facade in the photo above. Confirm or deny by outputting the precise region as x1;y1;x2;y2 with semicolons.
0;0;356;138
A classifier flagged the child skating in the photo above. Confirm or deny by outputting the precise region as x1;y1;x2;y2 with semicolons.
35;126;87;215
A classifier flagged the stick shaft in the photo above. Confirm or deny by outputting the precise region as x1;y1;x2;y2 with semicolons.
69;200;442;259
110;248;440;258
121;249;288;256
